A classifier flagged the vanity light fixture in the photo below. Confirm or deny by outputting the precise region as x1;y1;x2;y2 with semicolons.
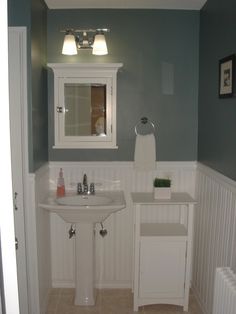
61;28;109;56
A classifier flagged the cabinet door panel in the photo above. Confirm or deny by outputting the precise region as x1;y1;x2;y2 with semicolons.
139;238;186;299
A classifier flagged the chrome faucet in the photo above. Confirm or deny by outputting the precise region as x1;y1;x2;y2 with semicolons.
83;174;88;194
77;174;95;195
83;174;88;186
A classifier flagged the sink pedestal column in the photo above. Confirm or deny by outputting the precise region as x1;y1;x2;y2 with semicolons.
74;223;96;306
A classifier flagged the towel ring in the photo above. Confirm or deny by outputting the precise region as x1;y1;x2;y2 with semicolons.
135;117;155;135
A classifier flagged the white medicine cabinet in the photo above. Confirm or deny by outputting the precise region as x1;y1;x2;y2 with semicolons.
48;63;123;149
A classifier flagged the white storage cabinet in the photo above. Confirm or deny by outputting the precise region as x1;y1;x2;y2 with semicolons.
131;192;196;312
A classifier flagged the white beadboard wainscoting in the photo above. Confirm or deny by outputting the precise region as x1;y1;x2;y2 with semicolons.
27;164;51;314
48;161;196;289
30;161;236;314
192;163;236;314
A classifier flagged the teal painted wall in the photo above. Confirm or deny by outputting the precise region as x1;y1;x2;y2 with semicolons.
47;9;199;161
8;0;31;26
31;0;48;171
8;0;48;172
198;0;236;180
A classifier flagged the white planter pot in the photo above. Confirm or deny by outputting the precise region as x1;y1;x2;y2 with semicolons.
153;187;171;199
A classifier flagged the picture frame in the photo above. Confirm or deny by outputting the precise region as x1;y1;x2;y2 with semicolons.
219;54;235;98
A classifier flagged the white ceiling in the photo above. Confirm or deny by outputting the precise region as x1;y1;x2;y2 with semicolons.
44;0;207;10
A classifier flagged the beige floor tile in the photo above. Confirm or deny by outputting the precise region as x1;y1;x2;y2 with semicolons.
61;288;75;295
65;307;103;314
47;288;203;314
47;295;60;312
49;288;62;296
56;298;75;313
142;304;182;312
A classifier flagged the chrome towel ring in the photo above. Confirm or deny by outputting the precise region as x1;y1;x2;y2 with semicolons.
135;117;155;135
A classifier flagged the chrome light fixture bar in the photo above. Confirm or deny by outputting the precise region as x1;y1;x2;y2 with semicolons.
61;28;109;56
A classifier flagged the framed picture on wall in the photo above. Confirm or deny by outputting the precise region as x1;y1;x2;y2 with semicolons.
219;54;235;98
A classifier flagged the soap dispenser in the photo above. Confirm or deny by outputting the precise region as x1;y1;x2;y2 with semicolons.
57;168;65;197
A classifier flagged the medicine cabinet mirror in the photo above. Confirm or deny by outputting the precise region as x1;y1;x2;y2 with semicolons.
48;63;123;149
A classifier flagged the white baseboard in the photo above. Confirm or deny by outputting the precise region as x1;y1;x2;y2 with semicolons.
52;281;131;289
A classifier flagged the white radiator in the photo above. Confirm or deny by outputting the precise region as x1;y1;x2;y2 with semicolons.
213;268;236;314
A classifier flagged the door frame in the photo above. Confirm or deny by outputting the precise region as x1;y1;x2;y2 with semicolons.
8;26;30;314
8;27;41;314
0;1;20;313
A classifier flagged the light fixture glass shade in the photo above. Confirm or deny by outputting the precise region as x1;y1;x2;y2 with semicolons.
62;34;77;55
92;34;108;55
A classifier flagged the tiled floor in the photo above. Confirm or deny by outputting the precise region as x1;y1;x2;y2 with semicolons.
46;288;203;314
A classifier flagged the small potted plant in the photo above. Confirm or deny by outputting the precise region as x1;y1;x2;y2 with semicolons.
153;178;171;199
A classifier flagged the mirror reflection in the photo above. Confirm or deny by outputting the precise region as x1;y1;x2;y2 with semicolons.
64;83;107;137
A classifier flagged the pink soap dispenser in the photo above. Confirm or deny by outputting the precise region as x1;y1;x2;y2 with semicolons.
57;168;65;197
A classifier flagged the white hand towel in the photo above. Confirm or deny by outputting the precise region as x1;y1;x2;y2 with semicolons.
134;133;156;171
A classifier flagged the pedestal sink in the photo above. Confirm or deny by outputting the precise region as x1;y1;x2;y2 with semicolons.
39;190;126;306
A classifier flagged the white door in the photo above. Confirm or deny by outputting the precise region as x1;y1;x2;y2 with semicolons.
8;27;29;314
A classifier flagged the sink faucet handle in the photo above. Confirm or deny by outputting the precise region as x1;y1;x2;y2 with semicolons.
77;183;82;194
90;183;95;194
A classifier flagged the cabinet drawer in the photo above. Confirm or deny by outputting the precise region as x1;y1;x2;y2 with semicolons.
139;238;186;299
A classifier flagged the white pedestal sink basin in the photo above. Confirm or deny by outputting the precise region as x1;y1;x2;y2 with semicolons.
56;194;113;206
40;190;125;223
39;190;126;306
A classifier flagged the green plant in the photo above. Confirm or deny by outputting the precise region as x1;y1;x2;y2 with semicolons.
153;178;171;188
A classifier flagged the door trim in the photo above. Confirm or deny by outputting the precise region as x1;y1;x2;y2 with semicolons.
8;27;40;314
8;26;29;314
0;3;20;313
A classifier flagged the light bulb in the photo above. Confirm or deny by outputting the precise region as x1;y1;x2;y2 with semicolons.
62;33;77;55
92;34;108;55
